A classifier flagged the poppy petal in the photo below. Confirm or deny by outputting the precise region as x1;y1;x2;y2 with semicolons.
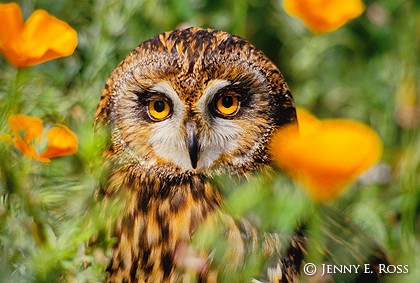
20;10;77;67
270;108;383;202
0;3;23;49
40;125;78;159
0;3;77;68
6;115;43;160
8;114;43;143
283;0;365;34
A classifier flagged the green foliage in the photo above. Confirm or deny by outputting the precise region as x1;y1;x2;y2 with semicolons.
0;0;419;282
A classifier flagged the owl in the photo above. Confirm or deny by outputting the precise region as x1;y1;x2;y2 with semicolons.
95;27;387;283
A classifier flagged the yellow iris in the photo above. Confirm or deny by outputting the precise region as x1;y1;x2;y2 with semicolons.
148;100;171;120
216;95;239;116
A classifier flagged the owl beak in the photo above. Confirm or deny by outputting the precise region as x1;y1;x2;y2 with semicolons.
186;121;199;169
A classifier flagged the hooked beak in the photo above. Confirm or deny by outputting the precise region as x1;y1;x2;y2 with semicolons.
186;121;199;169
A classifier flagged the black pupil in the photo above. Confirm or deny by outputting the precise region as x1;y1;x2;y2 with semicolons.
154;101;165;112
221;96;234;108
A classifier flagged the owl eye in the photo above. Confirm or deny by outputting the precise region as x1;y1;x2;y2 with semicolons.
147;99;171;121
214;94;239;117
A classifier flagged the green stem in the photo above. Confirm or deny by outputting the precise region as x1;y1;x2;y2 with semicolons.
397;0;419;255
305;202;324;264
400;130;419;253
1;68;22;128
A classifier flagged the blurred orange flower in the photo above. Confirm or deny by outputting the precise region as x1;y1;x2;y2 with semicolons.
270;108;382;202
283;0;365;34
3;114;78;162
0;2;77;68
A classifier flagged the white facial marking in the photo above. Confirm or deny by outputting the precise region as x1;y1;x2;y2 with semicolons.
148;81;193;170
196;79;243;170
148;79;246;172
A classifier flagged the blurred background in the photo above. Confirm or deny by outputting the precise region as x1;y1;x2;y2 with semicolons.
0;0;418;282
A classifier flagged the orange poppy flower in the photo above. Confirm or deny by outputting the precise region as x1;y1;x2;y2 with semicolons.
3;114;78;162
283;0;365;34
41;125;79;159
0;2;77;68
269;108;382;202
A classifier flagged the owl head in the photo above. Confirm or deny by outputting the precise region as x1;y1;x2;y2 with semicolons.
95;27;296;180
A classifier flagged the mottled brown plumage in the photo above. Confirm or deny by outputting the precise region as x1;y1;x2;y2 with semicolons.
95;27;388;283
95;27;297;282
